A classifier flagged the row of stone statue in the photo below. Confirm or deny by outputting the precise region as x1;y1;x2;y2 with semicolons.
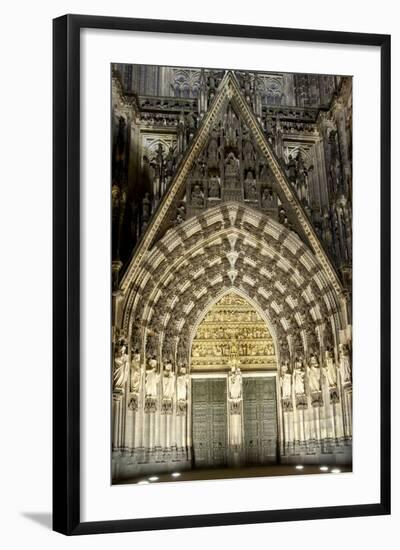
280;346;351;400
113;342;190;403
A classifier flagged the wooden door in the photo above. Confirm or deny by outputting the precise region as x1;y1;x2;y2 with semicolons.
192;378;227;468
242;377;278;465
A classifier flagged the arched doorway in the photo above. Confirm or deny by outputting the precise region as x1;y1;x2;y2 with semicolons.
190;291;279;469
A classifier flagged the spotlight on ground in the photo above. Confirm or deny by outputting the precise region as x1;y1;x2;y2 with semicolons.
295;465;304;470
171;472;181;477
148;476;159;482
137;480;149;485
319;466;329;472
331;468;341;474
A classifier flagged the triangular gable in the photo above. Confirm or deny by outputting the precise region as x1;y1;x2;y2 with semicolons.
120;71;343;296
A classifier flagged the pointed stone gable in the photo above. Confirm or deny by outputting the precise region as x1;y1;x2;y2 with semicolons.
120;71;343;296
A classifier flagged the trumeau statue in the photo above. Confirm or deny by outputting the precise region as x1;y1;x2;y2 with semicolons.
324;350;337;387
339;344;351;382
307;354;321;392
228;366;243;446
113;340;130;391
281;363;292;399
228;366;243;403
145;357;159;398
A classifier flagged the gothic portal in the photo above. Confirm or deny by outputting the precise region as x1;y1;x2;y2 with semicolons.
190;292;278;469
111;64;353;483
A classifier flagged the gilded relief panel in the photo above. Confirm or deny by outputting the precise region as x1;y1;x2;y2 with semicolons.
191;292;276;371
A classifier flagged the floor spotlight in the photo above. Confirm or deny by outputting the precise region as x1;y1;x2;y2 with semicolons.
171;472;181;477
319;466;329;472
148;476;159;482
295;465;304;470
331;468;341;474
137;480;149;485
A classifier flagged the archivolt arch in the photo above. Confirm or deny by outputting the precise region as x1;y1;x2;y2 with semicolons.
120;203;343;368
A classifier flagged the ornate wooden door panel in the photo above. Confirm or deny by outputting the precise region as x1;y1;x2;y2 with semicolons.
243;377;277;465
192;379;227;468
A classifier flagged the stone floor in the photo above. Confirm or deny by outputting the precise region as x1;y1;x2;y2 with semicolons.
114;463;352;485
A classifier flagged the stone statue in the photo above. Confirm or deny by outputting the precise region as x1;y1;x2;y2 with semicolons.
162;362;175;400
243;135;256;171
261;186;273;207
228;367;243;447
307;354;321;392
293;359;305;395
191;183;204;206
228;366;242;402
281;363;292;399
142;192;151;223
224;153;239;185
324;350;337;387
130;349;141;393
186;111;196;141
339;344;351;382
145;358;159;398
208;176;220;198
207;130;219;169
244;171;258;200
177;366;190;402
165;146;175;178
286;154;297;183
113;341;130;391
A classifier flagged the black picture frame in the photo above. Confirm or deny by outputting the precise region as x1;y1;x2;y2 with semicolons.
53;14;391;535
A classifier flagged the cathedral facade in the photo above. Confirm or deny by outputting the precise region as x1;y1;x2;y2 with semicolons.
111;64;352;483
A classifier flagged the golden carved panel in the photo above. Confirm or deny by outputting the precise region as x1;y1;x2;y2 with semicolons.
191;292;276;372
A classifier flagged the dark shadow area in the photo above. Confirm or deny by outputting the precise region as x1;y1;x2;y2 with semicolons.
22;512;52;530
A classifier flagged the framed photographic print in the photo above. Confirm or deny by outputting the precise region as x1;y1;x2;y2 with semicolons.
53;14;391;535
